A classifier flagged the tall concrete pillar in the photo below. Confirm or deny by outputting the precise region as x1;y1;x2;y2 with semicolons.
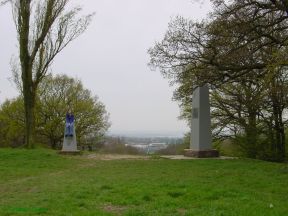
184;84;219;158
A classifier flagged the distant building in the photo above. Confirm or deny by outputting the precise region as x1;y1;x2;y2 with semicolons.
147;143;167;154
125;143;168;154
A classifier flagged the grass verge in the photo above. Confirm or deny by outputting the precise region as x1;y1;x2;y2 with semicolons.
0;148;287;215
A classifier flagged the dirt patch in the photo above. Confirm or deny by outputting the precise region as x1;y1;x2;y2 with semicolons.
177;208;187;215
101;203;128;215
85;154;149;160
160;155;237;160
84;154;237;160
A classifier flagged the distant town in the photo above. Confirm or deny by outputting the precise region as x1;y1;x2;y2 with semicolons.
108;134;184;154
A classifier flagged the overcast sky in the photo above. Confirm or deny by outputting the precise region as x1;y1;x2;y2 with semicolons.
0;0;211;137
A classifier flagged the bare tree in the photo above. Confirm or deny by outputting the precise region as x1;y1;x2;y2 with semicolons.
3;0;93;148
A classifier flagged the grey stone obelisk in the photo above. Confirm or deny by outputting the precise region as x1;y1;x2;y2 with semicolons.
184;84;219;157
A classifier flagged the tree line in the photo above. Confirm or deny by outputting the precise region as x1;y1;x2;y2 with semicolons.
149;0;288;162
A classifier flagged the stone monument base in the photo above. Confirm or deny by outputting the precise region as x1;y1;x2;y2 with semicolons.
59;150;81;155
184;149;219;158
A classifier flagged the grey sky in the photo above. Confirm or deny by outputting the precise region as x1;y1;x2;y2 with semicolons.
0;0;211;136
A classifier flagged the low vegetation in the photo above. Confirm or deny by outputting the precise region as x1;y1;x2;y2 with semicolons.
0;148;287;215
99;142;142;155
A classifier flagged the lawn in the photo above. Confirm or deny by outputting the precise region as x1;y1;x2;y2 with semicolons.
0;149;287;216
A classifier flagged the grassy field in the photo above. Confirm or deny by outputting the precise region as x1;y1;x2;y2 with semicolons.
0;149;287;216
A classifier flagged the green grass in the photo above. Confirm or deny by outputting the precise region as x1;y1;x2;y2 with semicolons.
0;149;288;215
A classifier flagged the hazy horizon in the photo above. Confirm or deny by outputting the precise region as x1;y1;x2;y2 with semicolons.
108;129;187;138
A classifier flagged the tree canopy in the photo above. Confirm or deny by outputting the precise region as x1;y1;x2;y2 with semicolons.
149;0;288;161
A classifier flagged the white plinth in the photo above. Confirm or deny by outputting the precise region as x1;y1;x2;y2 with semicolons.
61;127;78;153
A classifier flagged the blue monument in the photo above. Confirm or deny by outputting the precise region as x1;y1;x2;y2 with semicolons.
60;111;80;154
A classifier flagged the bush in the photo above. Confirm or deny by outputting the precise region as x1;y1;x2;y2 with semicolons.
156;143;189;155
99;143;142;155
213;139;243;157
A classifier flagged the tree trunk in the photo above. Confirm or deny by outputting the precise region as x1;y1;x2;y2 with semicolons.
272;102;286;161
51;138;57;149
245;111;258;159
19;0;34;148
270;77;286;162
22;74;36;149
